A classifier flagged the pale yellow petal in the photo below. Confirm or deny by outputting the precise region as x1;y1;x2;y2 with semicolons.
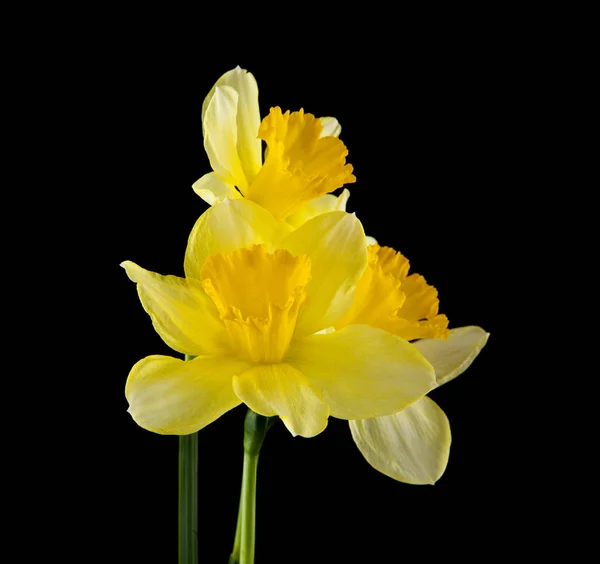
319;116;342;137
280;211;367;336
184;199;292;280
192;172;241;205
365;236;378;246
349;397;451;485
286;325;436;419
413;326;489;386
285;188;350;228
233;364;330;438
335;188;350;210
121;261;228;356
203;85;248;190
202;66;262;183
126;355;251;434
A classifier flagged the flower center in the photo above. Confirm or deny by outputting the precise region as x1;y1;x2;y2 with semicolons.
336;244;449;341
244;107;356;220
200;244;311;363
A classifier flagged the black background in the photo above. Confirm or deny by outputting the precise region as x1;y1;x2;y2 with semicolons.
83;50;514;562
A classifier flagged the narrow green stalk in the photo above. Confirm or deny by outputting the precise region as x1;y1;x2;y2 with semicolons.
239;450;259;563
229;410;273;564
229;493;243;564
179;354;198;564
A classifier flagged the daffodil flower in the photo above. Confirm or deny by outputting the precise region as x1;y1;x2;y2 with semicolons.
122;200;437;438
336;243;489;484
193;66;354;224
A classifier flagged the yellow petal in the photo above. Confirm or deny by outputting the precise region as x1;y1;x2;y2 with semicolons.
349;397;451;485
203;85;248;190
202;66;262;184
413;326;490;386
184;198;291;280
126;355;251;434
286;325;436;419
245;108;355;219
192;172;241;206
121;261;228;356
233;364;329;437
319;116;342;137
365;236;378;246
285;188;350;228
280;211;367;336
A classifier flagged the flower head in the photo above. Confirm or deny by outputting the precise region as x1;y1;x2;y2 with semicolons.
338;243;488;484
193;67;355;222
123;200;436;438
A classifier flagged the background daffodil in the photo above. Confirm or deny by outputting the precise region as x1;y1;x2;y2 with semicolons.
193;66;355;224
122;199;437;438
335;243;489;484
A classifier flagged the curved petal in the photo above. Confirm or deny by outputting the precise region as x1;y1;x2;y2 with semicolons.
285;188;350;228
121;261;228;356
286;325;436;419
233;364;330;438
280;211;367;336
319;116;341;138
413;326;489;387
184;199;292;280
365;236;378;246
126;355;251;434
192;172;241;206
349;396;451;485
203;85;248;190
202;66;262;183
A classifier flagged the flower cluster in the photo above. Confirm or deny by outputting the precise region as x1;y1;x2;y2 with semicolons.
123;67;488;484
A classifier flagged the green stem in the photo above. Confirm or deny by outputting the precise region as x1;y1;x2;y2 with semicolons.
229;410;273;564
239;449;259;564
229;491;243;564
179;354;198;564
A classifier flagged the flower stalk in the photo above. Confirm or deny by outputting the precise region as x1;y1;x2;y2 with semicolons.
229;410;273;564
179;354;198;564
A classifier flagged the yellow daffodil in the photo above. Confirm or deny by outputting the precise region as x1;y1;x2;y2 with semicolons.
338;243;489;484
122;200;437;438
193;66;354;224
